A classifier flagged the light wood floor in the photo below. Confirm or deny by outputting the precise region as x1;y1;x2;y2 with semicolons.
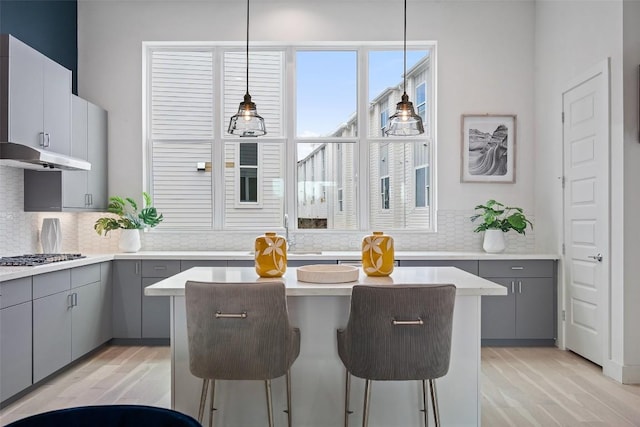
2;345;640;426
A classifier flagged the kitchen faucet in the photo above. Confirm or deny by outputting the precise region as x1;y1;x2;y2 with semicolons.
284;213;295;250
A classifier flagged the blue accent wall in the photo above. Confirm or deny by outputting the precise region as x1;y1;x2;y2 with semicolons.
0;0;78;94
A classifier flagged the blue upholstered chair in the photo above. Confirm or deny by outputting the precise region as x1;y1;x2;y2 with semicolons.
5;405;200;427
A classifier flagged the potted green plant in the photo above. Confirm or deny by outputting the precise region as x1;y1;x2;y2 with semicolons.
471;199;532;253
94;192;163;252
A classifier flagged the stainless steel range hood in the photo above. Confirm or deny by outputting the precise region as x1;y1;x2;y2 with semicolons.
0;142;91;171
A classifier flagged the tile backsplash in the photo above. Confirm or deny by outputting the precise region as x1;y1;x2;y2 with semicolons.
1;165;535;255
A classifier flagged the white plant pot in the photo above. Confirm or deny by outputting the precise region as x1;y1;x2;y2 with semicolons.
119;229;141;253
483;229;506;253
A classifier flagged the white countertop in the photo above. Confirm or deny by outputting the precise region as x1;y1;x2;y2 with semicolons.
0;254;113;282
113;250;558;261
0;251;558;282
144;266;508;297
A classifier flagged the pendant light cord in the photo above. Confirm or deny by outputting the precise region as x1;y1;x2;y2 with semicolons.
403;0;407;95
245;0;250;95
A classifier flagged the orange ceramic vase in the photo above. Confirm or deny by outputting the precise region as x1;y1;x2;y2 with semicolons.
362;231;394;276
255;232;287;277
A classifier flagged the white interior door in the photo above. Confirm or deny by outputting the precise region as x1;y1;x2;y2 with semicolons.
562;60;610;366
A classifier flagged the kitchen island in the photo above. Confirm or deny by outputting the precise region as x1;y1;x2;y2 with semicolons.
145;265;506;427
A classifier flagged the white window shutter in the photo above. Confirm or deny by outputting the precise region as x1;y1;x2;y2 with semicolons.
151;50;214;139
152;142;213;228
150;49;215;229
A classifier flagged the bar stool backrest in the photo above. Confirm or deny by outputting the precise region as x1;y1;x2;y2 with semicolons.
338;284;456;381
185;280;299;381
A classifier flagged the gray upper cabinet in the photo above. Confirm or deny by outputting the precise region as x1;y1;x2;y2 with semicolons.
23;96;108;212
0;34;71;154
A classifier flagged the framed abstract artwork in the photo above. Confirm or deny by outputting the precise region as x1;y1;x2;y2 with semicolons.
461;114;516;183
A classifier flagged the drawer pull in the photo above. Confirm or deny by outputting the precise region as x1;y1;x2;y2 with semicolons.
154;266;167;270
511;266;524;270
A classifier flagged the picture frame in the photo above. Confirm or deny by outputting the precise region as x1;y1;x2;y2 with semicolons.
460;114;516;183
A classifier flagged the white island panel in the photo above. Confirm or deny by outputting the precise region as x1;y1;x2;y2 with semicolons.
146;266;505;426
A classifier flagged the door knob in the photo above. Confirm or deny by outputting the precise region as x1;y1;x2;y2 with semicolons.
587;253;603;262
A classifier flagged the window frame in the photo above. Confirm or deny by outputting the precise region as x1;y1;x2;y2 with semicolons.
144;41;437;233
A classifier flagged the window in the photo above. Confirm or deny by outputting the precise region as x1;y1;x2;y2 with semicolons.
239;143;258;203
379;144;390;210
416;83;426;123
380;109;389;135
414;142;429;208
146;43;434;232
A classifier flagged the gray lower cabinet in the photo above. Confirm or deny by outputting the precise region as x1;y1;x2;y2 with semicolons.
32;263;112;383
2;262;111;403
113;259;177;339
480;260;556;345
32;270;72;383
0;277;33;402
112;260;142;338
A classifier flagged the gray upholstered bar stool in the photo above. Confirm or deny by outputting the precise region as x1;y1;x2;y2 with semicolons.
337;284;456;427
185;280;300;427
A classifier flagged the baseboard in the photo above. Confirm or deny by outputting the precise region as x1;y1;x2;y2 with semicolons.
603;359;640;384
109;338;170;346
481;339;556;347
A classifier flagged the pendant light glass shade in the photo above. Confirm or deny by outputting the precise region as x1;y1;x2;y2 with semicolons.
386;92;424;136
385;0;424;137
228;0;266;137
228;93;266;137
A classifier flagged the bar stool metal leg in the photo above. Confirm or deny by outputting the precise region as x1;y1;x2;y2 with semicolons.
265;379;275;427
208;379;216;427
198;378;209;423
285;370;293;427
362;379;372;427
421;379;429;427
429;379;440;427
344;369;352;427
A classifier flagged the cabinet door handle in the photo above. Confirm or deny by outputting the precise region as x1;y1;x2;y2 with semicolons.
67;294;74;309
511;266;524;270
511;281;515;294
518;281;522;294
44;133;51;147
89;194;93;206
135;262;140;275
73;292;78;306
39;132;46;147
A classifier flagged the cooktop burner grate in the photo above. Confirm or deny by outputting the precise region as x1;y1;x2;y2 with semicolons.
0;254;86;266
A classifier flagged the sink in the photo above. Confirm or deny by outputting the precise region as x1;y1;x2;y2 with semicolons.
297;264;359;283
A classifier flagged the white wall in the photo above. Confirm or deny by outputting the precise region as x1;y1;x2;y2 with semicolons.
621;0;640;381
77;0;536;219
535;0;640;383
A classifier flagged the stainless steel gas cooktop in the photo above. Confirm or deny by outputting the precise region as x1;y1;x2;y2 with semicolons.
0;254;86;266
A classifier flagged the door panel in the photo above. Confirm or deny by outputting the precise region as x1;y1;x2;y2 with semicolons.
563;61;609;365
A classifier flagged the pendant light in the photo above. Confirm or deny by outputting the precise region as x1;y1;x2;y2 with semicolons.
228;0;266;137
385;0;424;136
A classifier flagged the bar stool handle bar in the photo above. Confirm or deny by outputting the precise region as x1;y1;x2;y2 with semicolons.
392;318;423;325
215;311;248;319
